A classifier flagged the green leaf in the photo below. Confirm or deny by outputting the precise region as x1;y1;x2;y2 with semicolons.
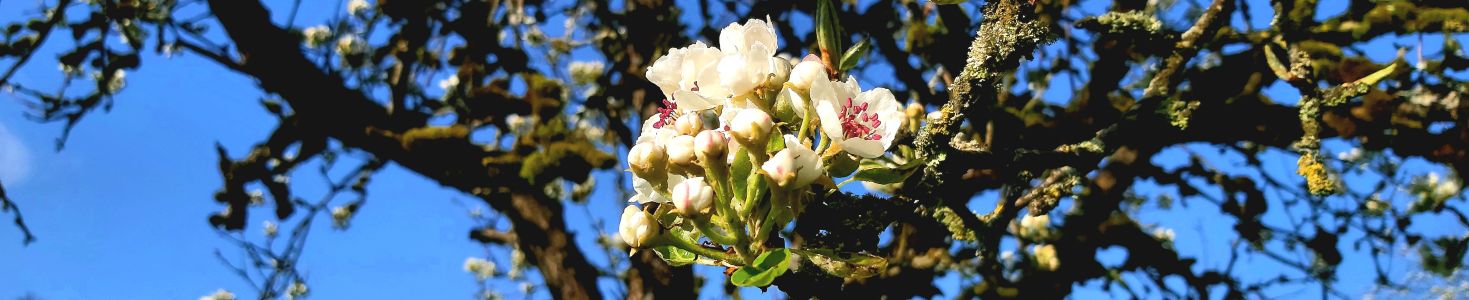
731;147;751;201
652;245;698;267
1353;62;1397;86
814;0;842;59
839;38;870;71
791;248;887;279
730;248;792;287
852;162;918;184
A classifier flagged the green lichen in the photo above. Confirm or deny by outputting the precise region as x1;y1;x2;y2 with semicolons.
519;141;615;184
1076;11;1166;39
1166;98;1200;130
397;125;469;150
929;205;977;242
1296;152;1336;196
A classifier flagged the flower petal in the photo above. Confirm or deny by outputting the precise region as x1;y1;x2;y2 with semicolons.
841;138;886;158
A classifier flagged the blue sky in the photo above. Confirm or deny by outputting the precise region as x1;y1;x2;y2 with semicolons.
1;0;1466;299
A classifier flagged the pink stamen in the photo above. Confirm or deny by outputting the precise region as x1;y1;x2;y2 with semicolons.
653;98;679;128
837;97;883;141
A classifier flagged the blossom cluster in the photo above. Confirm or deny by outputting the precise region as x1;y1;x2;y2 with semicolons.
616;18;906;283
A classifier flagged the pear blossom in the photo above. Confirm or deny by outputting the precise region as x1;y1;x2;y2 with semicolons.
347;0;370;16
301;25;331;48
763;135;822;189
812;76;903;158
672;177;715;217
717;18;785;97
1032;244;1059;271
463;257;496;281
619;205;658;249
199;289;236;300
645;42;727;119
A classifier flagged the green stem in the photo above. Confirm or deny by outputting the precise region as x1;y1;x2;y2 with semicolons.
659;234;740;264
692;217;738;245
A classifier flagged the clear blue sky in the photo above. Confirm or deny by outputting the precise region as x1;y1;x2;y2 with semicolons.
1;0;1465;299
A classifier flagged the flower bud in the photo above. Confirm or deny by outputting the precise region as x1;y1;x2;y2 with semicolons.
762;137;821;189
619;205;658;249
628;142;668;180
763;56;793;92
729;109;773;149
694;130;727;163
788;60;826;90
672;177;715;217
674;115;704;136
666;135;698;170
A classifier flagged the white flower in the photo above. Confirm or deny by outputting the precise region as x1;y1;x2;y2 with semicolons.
762;135;821;189
636;113;680;147
630;175;673;204
569;60;605;85
286;282;309;300
335;35;366;56
1436;176;1462;200
199;289;236;300
347;0;370;16
263;220;278;238
671;177;715;217
1032;244;1059;271
463;257;496;281
788;60;827;91
302;25;331;48
331;206;353;229
438;76;460;91
812;76;903;158
1018;214;1049;240
645;41;728;112
717;18;782;97
481;290;504;300
729;109;773;149
619;206;658;249
1152;227;1176;243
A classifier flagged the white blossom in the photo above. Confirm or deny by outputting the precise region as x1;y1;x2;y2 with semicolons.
463;257;496;281
812;76;902;158
347;0;370;16
717;18;783;97
302;25;331;48
645;41;727;113
568;61;605;85
199;289;236;300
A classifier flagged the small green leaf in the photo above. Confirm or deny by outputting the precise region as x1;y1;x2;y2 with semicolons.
730;248;792;287
732;147;751;201
791;248;887;279
852;163;918;184
652;245;698;267
815;0;843;60
1353;62;1397;86
839;38;870;71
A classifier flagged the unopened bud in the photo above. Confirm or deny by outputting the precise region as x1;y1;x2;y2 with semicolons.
694;130;728;163
666;135;698;170
729;109;773;150
619;206;658;249
788;60;826;91
764;56;792;92
674;115;704;136
671;177;715;217
628;142;668;180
